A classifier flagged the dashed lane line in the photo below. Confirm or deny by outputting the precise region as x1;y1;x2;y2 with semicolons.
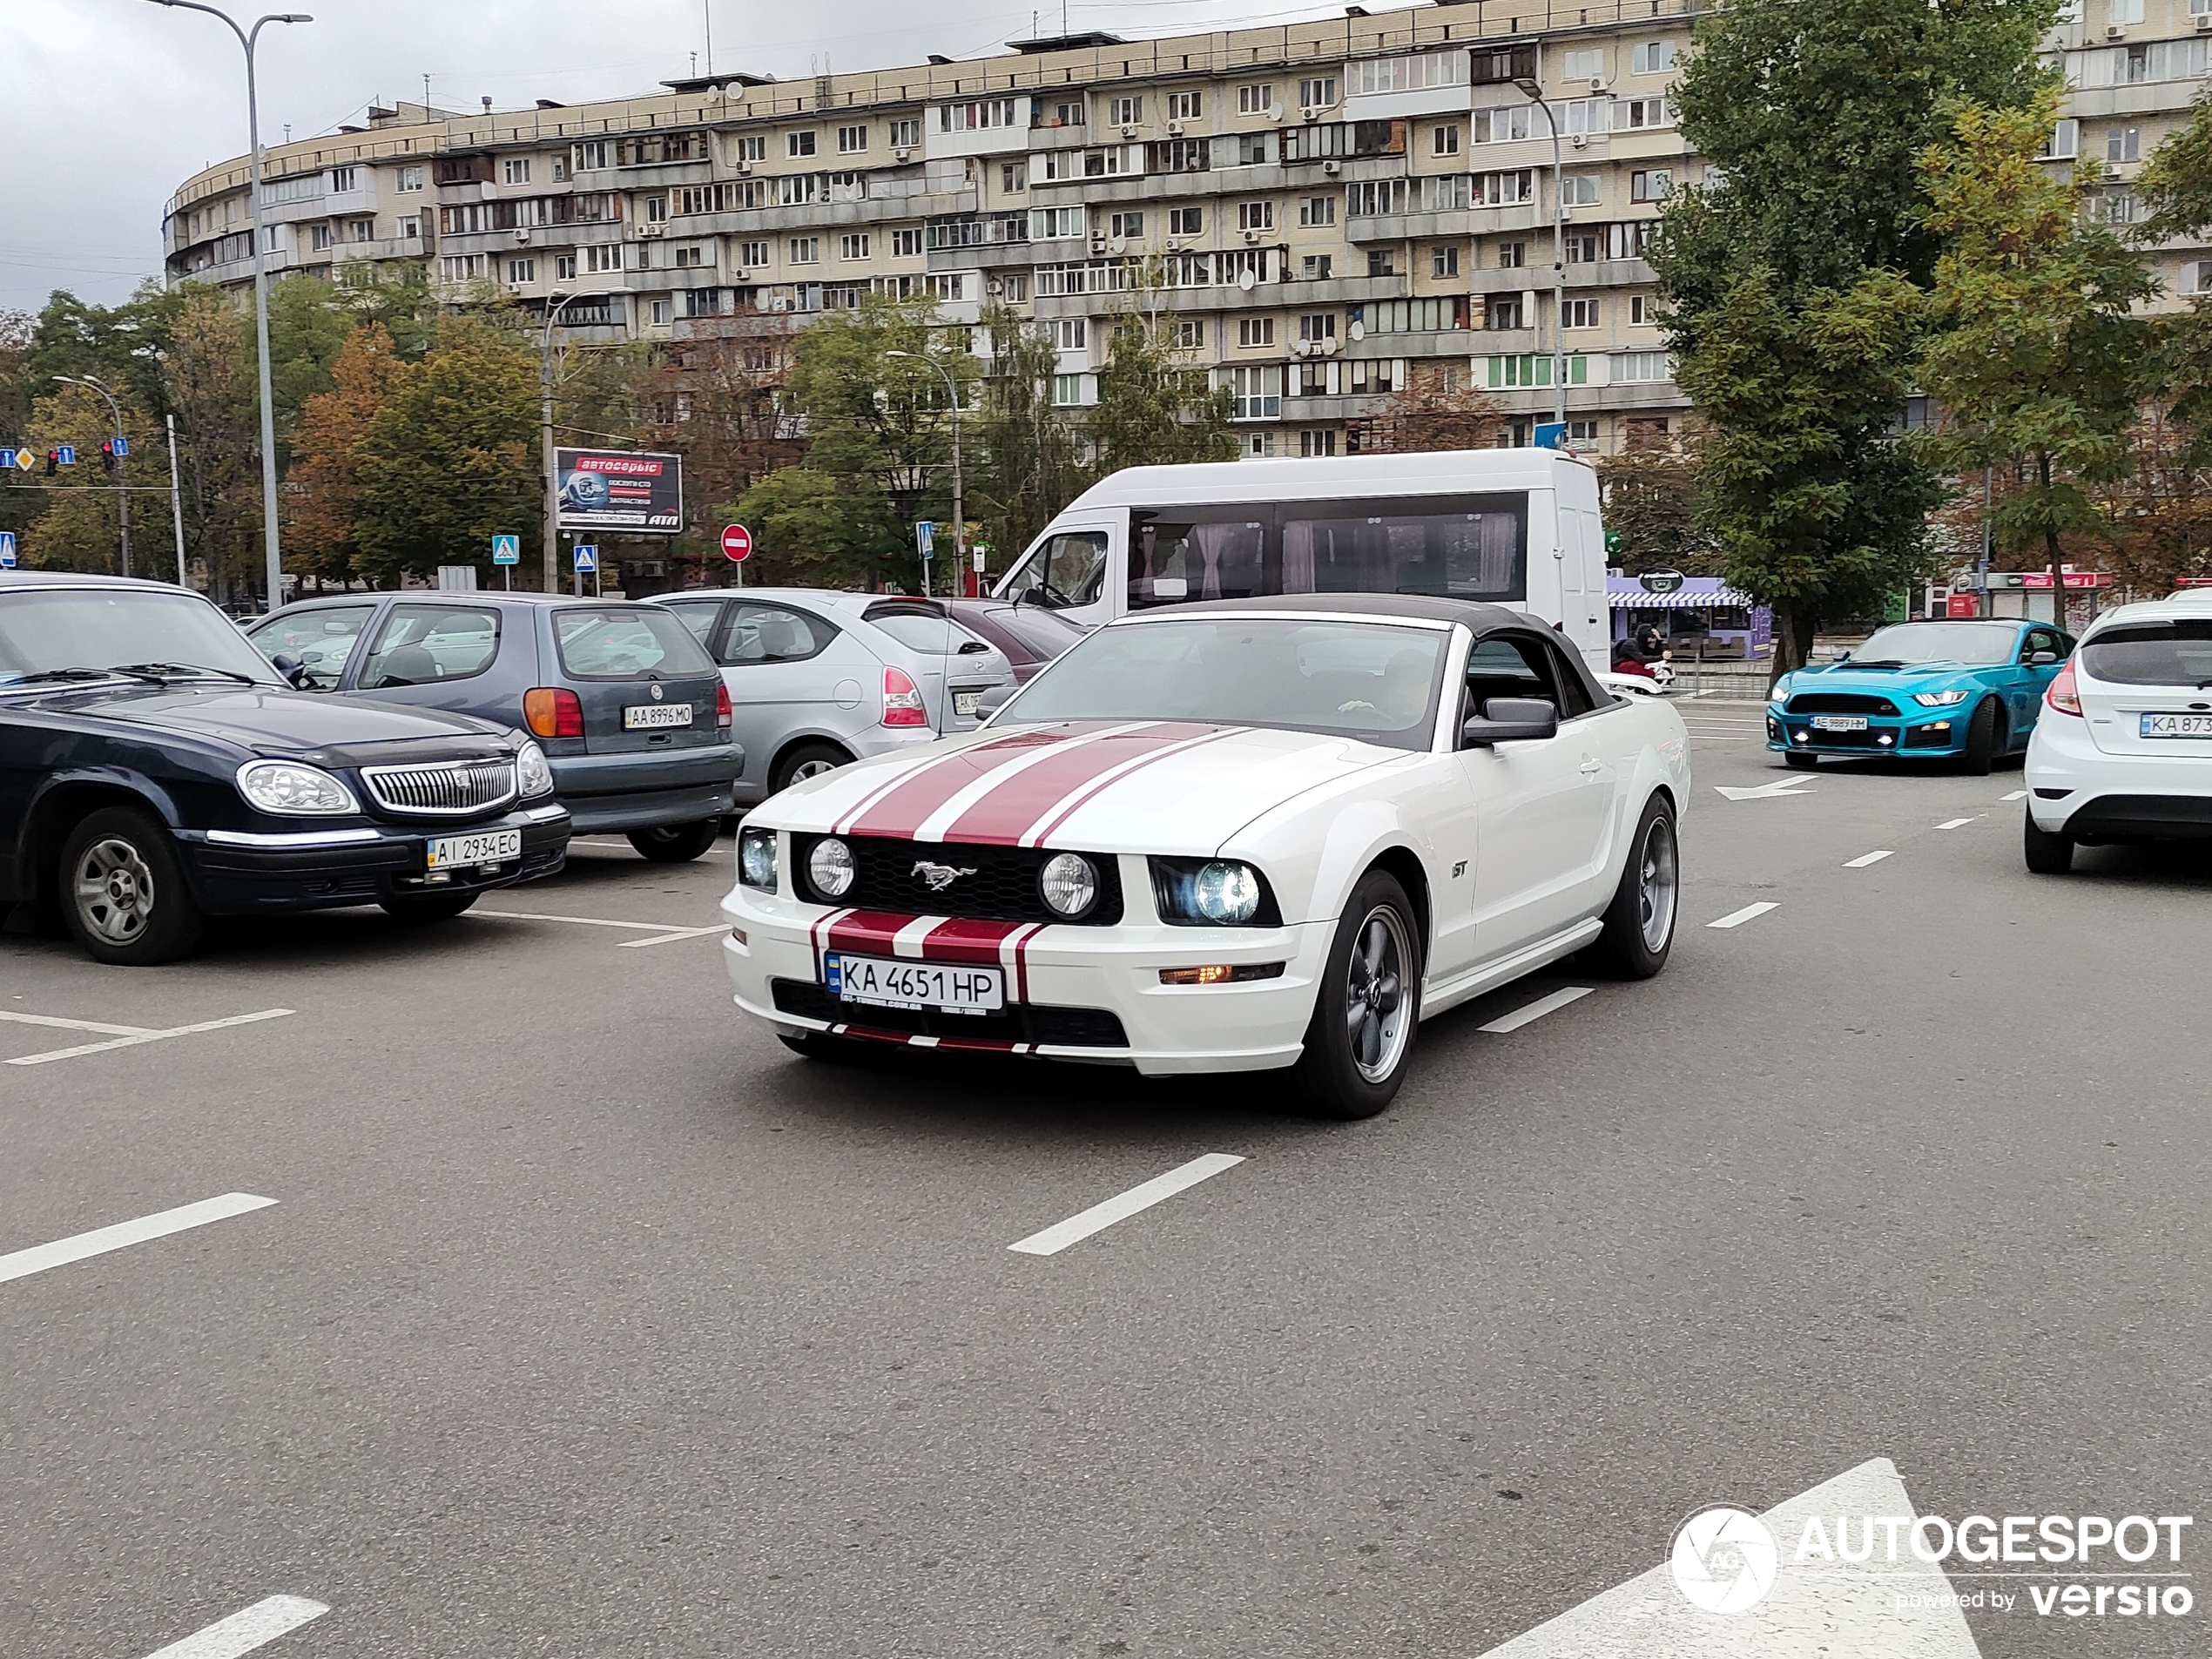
138;1595;328;1659
1008;1153;1245;1257
1936;816;1982;831
475;909;725;947
4;1008;293;1068
2000;790;2028;801
1479;986;1595;1033
0;1009;156;1038
1708;901;1779;930
0;1193;276;1287
1842;850;1895;868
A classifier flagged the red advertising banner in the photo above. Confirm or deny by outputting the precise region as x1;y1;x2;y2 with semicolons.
555;448;683;535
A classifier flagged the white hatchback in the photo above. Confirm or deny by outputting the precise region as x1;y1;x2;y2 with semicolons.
2023;590;2212;873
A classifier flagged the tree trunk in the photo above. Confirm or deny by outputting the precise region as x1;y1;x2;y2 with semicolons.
2040;451;2067;629
1769;597;1817;687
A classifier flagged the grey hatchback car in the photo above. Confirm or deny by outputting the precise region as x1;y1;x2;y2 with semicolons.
246;593;740;860
654;590;1015;806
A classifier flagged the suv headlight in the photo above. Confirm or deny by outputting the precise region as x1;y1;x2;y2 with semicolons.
515;739;556;798
1912;689;1971;707
237;759;358;817
1150;857;1276;926
739;826;779;891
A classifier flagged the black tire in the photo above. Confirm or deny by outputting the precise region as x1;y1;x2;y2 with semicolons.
779;1029;856;1062
1291;869;1423;1121
57;806;205;966
379;891;481;922
2023;808;2075;875
626;819;722;862
1583;795;1679;980
771;741;853;795
1784;751;1819;770
1960;698;2000;776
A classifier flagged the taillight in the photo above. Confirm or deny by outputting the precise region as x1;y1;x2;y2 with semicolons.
880;665;929;728
2045;660;2082;717
523;686;584;738
715;681;732;729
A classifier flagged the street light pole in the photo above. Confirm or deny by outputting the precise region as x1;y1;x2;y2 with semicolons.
146;2;312;610
54;374;132;577
887;349;963;598
542;293;580;594
1514;78;1568;435
165;413;189;586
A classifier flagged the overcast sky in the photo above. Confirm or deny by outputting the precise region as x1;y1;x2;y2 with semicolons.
2;0;1369;318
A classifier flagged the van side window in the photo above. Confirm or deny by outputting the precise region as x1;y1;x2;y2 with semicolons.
1008;531;1109;610
1278;495;1527;602
1130;514;1267;607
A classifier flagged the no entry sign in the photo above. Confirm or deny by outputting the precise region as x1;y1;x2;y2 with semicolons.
720;523;752;563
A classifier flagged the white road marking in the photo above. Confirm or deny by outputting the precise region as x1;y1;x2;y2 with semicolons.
0;1009;157;1037
1008;1153;1244;1257
0;1192;276;1287
615;924;732;948
2000;790;2028;801
1708;901;1778;929
1842;850;1894;868
1475;1457;1979;1656
139;1595;329;1659
1714;777;1816;801
476;908;709;934
1935;816;1981;831
1480;986;1595;1034
6;1008;294;1069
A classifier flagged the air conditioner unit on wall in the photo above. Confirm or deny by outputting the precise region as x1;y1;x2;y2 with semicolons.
1589;78;1607;93
1244;228;1262;244
1121;124;1138;138
637;223;665;238
893;145;912;160
1322;159;1341;175
2197;13;2211;30
2105;23;2127;37
1167;119;1184;136
735;160;753;174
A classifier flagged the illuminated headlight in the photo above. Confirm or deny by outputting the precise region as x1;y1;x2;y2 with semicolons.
236;759;357;816
1769;673;1796;704
1912;689;1971;707
1039;852;1099;919
1192;861;1262;923
808;835;855;898
739;826;779;891
515;739;555;799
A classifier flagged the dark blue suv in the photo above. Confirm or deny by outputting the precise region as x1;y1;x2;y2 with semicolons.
0;574;570;965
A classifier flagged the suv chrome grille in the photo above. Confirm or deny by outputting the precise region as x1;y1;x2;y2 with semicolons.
361;759;518;817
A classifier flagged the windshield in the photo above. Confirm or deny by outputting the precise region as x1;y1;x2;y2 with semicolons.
1848;622;2020;668
0;589;283;687
2082;620;2212;686
998;617;1448;749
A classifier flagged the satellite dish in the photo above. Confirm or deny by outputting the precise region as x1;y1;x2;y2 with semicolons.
1238;268;1257;292
1348;320;1366;341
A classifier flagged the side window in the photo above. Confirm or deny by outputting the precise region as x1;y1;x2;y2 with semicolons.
722;604;835;664
248;604;375;691
1541;638;1597;717
665;601;727;654
357;604;502;690
1011;529;1109;608
2022;629;2064;662
1462;635;1552;725
1130;514;1266;607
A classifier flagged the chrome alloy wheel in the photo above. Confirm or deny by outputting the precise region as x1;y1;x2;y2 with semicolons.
1637;812;1679;955
73;835;158;947
1345;905;1413;1083
789;757;840;782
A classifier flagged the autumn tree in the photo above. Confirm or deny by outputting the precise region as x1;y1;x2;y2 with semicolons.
1598;425;1718;576
1347;366;1505;455
290;323;403;585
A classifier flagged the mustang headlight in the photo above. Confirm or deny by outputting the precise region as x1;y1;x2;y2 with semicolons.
515;738;556;799
808;835;856;898
236;759;357;817
739;826;779;891
1039;852;1099;919
1912;689;1972;707
1150;857;1273;926
1769;673;1796;704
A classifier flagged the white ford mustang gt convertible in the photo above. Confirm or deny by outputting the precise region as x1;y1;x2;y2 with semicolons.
721;594;1691;1117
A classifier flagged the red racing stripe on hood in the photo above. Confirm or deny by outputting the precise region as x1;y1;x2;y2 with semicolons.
836;729;1071;838
935;722;1225;846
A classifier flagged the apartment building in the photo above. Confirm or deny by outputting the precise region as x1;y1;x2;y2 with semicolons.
162;0;2212;460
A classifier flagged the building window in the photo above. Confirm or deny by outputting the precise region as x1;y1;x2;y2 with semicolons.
1109;95;1142;126
1174;319;1204;348
1561;48;1605;80
940;97;1020;132
1238;200;1274;232
1622;97;1673;131
1053;319;1088;351
1617;349;1672;381
1631;170;1674;202
1562;297;1600;329
1167;91;1202;120
1631;40;1677;73
789;237;819;264
2044;118;2080;159
329;165;357;192
574;141;611;171
1366;249;1396;277
2107;125;2141;163
1631;294;1656;325
1247;432;1275;457
732;135;766;164
1430;245;1460;279
1432;124;1460;158
1239;317;1276;347
1170;206;1204;235
2110;0;2145;20
649;299;672;325
840;233;870;260
310;223;334;251
1474;170;1536;206
885;229;918;259
675;245;706;267
586;244;623;273
1300;428;1338;457
555;253;577;280
684;288;724;318
398;214;421;239
1298;77;1336;111
1300;196;1336;227
1563;174;1602;207
507;257;535;283
1236;132;1276;165
1298;313;1336;342
930;273;966;300
738;240;770;267
1487;294;1524;330
503;158;530;185
1031;206;1083;239
397;165;423;192
347;218;374;243
1228;363;1282;418
1109;211;1144;239
1474;106;1536;145
1302;253;1333;280
1047;98;1086;128
1002;161;1028;192
786;132;816;158
1494;240;1527;269
883;118;917;150
437;254;485;282
1054;374;1084;406
1238;83;1275;115
838;125;868;154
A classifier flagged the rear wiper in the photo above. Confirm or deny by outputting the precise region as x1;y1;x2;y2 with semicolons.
109;661;263;685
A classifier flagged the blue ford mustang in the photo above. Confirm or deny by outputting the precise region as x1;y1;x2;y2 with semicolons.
1765;618;2075;774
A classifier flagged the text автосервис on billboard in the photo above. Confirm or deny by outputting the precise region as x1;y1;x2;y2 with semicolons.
555;448;684;535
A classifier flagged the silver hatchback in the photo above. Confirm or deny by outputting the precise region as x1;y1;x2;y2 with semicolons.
656;590;1015;806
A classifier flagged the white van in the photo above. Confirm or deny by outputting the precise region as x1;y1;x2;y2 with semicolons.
990;448;1611;671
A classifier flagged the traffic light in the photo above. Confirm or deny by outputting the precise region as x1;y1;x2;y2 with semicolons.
44;451;57;476
99;441;115;474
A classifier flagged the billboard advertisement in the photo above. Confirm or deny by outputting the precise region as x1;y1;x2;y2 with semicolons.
555;448;683;535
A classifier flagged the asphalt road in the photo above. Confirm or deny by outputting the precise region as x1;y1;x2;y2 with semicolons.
4;716;2209;1659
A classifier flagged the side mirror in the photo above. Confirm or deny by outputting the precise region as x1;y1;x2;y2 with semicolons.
975;683;1019;718
2026;650;2059;666
1461;696;1559;747
270;652;308;689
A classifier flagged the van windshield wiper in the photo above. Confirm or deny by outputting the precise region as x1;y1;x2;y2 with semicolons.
109;661;264;685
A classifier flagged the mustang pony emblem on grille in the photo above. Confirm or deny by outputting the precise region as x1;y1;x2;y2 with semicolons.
912;860;979;892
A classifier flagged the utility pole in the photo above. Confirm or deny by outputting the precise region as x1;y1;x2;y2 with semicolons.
54;374;132;577
541;293;579;593
165;413;189;586
1514;77;1569;434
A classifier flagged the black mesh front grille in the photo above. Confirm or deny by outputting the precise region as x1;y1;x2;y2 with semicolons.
770;978;1129;1047
1786;693;1900;716
797;834;1123;926
1793;725;1885;747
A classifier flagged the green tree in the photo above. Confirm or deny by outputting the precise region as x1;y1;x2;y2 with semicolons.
732;463;906;588
1597;426;1718;576
1650;0;2054;673
971;303;1089;574
353;313;540;584
1089;288;1236;474
1916;92;2153;598
164;287;262;599
2141;85;2212;466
